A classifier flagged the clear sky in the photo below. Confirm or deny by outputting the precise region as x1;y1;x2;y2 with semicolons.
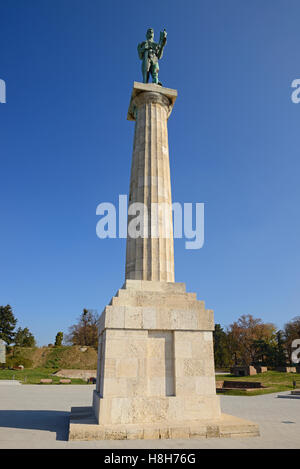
1;0;299;346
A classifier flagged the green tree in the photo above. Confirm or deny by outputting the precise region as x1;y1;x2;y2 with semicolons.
213;324;231;368
14;327;36;347
252;337;277;366
274;330;287;367
0;305;17;345
66;309;99;348
54;331;63;346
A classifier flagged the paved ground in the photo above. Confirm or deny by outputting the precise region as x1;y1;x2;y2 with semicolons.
0;384;299;448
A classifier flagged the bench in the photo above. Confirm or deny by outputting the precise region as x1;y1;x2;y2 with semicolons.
223;380;264;389
59;379;71;384
217;380;264;391
40;379;52;384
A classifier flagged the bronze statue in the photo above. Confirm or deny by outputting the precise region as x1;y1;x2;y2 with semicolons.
137;28;167;85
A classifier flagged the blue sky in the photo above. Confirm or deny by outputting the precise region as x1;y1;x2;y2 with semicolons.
1;0;299;345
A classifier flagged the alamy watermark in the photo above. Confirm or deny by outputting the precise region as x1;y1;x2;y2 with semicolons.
291;339;300;364
96;195;204;250
0;79;6;103
291;79;300;103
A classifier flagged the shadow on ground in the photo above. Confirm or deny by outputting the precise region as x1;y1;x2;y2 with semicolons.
0;410;69;441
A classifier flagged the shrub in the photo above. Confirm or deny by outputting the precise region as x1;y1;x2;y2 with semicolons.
6;356;33;368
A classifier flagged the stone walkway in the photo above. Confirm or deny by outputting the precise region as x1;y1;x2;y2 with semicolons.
0;384;299;448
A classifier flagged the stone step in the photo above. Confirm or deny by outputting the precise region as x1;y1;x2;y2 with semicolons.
99;303;213;332
112;292;202;308
122;280;187;294
69;410;260;441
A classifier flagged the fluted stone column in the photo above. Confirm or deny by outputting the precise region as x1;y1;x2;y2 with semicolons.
125;82;177;282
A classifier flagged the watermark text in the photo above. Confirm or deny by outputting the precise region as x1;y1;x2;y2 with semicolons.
96;195;204;250
0;79;6;103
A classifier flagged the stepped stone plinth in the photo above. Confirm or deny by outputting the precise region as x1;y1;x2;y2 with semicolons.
92;280;219;427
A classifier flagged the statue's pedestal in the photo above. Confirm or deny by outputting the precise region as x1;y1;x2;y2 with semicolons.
68;281;259;440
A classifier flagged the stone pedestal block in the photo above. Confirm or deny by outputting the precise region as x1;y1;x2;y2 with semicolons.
92;280;220;426
69;281;259;440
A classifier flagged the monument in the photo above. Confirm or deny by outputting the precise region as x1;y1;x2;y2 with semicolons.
69;29;259;440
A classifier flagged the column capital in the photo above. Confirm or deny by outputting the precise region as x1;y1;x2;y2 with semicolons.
127;82;177;121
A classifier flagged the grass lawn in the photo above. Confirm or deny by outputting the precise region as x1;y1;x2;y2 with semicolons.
1;368;299;393
0;367;89;385
216;371;300;396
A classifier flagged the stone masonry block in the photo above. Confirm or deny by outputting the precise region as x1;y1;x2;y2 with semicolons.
124;306;143;328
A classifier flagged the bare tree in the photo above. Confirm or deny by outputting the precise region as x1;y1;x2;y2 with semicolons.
226;314;276;365
65;309;99;348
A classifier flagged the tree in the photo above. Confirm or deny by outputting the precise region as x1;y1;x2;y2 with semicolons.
65;309;99;348
14;327;36;347
0;305;17;345
55;332;63;347
213;324;231;368
226;314;277;365
226;328;240;366
273;330;287;367
251;337;277;366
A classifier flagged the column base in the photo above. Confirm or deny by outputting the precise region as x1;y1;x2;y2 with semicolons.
68;406;259;441
92;390;221;425
67;280;259;441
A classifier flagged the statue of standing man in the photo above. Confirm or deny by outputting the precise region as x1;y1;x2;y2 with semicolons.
137;28;167;85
